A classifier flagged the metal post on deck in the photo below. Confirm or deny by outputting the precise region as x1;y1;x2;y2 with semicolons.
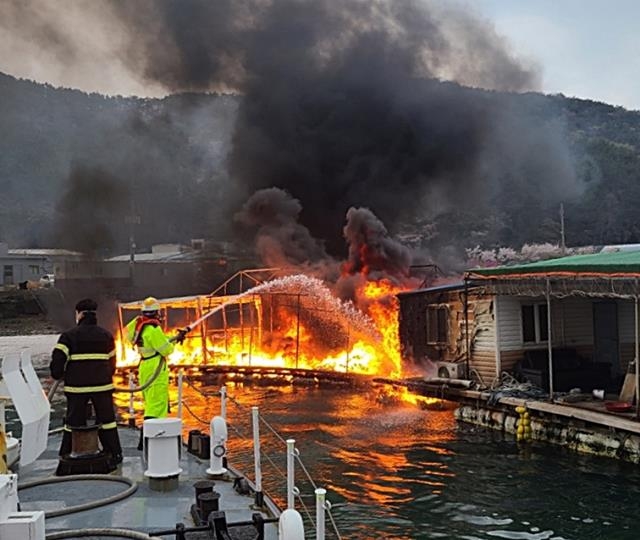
315;488;327;540
286;439;296;509
635;295;639;419
177;368;183;420
546;279;554;400
252;407;264;507
220;385;227;421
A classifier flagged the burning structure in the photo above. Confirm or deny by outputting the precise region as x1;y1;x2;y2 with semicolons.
117;268;410;379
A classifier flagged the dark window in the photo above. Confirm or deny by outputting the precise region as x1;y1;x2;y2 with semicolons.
538;305;549;341
521;303;548;343
426;306;448;344
521;305;536;342
3;265;13;285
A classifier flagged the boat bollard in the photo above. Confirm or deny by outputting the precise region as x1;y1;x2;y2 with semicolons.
206;416;228;476
198;491;221;519
278;508;305;540
187;429;202;455
193;480;216;500
144;418;183;491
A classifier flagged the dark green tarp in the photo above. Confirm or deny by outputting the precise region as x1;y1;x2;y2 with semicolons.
467;250;640;278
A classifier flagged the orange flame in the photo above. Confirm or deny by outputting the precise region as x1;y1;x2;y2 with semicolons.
116;277;413;379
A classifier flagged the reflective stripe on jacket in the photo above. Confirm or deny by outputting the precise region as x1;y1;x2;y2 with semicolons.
50;313;116;394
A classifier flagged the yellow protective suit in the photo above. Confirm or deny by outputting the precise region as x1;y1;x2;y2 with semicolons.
126;317;174;418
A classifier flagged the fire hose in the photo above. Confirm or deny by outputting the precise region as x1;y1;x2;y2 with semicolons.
19;474;138;519
46;358;166;400
46;306;219;401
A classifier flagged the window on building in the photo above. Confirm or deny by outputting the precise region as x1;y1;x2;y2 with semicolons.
3;265;13;285
426;305;448;344
521;303;548;344
29;265;40;275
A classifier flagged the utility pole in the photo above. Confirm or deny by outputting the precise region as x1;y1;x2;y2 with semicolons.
560;203;566;255
125;200;140;280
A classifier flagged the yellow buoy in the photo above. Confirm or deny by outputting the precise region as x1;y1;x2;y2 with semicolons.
0;427;7;474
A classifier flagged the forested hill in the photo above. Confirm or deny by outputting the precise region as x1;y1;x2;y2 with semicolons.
424;91;640;252
0;72;238;254
1;71;640;255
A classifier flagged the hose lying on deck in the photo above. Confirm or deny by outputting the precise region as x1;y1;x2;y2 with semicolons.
45;529;158;539
18;474;138;518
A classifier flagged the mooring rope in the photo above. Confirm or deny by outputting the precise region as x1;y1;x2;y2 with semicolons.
180;400;211;426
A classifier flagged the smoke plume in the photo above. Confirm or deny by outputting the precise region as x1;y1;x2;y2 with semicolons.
53;164;128;256
2;0;581;255
235;187;328;267
236;188;426;305
342;207;413;280
105;0;576;251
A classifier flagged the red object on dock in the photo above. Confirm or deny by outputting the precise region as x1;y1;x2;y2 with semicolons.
605;401;633;413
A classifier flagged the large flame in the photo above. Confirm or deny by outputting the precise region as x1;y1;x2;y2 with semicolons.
116;277;412;379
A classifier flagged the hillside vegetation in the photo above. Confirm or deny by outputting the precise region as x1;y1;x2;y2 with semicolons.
1;72;639;255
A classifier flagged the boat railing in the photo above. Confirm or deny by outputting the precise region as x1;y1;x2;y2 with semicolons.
171;368;343;540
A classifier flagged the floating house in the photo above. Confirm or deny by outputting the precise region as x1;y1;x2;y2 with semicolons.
400;251;640;399
398;251;640;462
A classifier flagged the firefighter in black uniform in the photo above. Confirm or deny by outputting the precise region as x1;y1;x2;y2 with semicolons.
50;298;122;465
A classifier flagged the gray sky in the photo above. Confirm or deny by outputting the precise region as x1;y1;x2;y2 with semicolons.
470;0;640;110
1;0;638;110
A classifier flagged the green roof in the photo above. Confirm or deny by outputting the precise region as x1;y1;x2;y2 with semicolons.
467;250;640;278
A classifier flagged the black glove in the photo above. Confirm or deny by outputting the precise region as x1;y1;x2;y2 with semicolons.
174;328;188;344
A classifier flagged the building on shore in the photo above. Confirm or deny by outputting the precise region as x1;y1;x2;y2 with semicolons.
0;242;82;288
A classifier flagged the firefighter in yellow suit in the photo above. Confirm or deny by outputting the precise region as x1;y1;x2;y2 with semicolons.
125;297;187;449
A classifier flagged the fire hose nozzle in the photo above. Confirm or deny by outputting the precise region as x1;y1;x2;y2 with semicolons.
172;327;190;344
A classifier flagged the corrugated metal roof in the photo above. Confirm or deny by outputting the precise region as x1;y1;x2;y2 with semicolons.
397;282;466;297
106;252;196;263
7;249;82;257
467;251;640;278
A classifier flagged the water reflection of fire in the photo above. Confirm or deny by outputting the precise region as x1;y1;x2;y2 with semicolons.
116;276;412;380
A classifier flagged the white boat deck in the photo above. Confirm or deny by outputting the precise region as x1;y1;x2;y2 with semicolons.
17;426;280;539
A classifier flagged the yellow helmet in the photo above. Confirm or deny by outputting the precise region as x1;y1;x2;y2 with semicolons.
141;296;161;312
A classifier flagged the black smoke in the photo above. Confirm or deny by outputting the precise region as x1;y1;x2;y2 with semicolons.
107;0;578;252
342;207;413;280
2;0;581;256
53;164;128;256
235;187;327;267
235;187;427;304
